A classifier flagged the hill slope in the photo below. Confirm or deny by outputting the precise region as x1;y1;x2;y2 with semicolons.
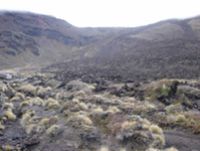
0;12;100;69
1;12;200;81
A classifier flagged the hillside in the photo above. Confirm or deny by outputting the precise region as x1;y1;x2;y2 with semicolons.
0;12;102;69
0;12;200;81
1;12;200;81
46;18;200;82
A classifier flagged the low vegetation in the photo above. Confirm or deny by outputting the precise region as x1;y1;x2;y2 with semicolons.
1;72;200;151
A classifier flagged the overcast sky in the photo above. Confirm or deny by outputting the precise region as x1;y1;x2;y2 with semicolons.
0;0;200;27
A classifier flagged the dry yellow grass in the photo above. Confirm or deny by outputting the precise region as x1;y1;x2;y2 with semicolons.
4;109;16;121
18;84;37;96
0;122;5;130
150;124;163;135
46;124;62;137
67;114;93;128
45;98;60;109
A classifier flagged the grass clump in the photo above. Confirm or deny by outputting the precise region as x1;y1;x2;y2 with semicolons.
3;109;16;121
149;124;163;135
175;114;187;123
46;124;63;137
20;110;35;127
115;116;165;150
67;114;93;129
45;98;60;109
17;84;37;96
0;122;5;131
36;86;52;98
10;92;25;102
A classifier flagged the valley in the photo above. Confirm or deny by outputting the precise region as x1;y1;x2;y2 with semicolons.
0;12;200;151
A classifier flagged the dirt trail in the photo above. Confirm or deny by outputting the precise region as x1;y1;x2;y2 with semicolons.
164;130;200;151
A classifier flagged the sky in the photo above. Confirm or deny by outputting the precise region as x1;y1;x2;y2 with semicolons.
0;0;200;27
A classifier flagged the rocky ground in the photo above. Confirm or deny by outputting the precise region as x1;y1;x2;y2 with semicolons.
0;71;200;151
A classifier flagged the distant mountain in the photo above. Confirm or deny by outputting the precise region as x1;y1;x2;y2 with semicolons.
1;11;200;81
